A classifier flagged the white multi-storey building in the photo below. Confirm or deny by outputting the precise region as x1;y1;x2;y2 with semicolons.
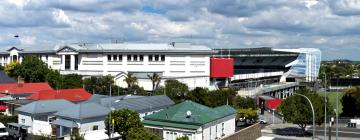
0;42;216;90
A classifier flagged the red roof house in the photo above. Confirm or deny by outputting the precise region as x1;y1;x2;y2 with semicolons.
0;82;52;94
27;88;92;102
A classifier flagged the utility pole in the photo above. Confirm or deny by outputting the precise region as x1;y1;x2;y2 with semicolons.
336;76;339;140
108;83;112;139
324;74;327;140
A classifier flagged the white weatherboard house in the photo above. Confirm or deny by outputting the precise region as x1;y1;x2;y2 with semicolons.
15;99;75;136
143;100;237;140
0;42;215;90
52;95;174;140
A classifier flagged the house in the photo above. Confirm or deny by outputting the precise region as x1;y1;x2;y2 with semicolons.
27;88;92;102
52;95;174;140
15;99;75;136
0;82;53;115
143;100;237;140
52;102;111;140
0;43;215;90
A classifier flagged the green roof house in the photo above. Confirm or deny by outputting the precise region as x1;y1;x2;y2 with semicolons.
143;100;237;140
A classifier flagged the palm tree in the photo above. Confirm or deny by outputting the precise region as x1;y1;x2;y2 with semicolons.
124;73;138;88
147;73;161;94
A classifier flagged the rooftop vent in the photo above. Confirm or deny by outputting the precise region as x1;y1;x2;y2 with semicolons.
170;42;191;48
186;110;192;118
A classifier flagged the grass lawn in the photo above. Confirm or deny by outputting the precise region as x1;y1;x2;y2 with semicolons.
318;92;344;115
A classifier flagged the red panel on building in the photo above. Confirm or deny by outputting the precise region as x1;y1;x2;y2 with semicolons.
210;58;234;78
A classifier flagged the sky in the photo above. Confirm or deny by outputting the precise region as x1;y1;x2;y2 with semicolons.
1;0;360;60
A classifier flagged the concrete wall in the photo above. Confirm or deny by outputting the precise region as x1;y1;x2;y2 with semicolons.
221;123;261;140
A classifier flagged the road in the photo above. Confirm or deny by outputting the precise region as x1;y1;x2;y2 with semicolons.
309;126;360;140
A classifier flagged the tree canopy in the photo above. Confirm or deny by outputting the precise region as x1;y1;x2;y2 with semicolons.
124;73;138;88
278;88;334;135
83;75;123;95
126;127;160;140
14;56;50;82
147;73;161;94
162;79;189;103
104;109;143;140
342;86;360;117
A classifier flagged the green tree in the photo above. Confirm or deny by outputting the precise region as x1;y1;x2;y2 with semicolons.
45;70;63;89
278;88;334;135
164;80;189;103
233;96;256;109
4;61;20;78
62;74;83;89
84;75;122;95
237;108;258;123
176;136;189;140
147;73;161;94
70;128;85;140
342;87;360;117
124;73;138;88
127;85;147;95
186;87;209;105
0;65;4;71
104;109;143;140
126;127;160;140
206;88;236;107
14;55;50;82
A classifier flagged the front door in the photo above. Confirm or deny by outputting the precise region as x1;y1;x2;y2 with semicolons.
65;55;71;70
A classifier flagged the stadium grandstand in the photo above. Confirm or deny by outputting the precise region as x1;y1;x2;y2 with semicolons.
211;47;321;99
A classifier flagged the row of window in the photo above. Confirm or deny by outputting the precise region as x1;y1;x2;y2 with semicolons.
107;55;165;62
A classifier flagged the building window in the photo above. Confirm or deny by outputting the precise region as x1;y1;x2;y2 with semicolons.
75;55;79;70
139;55;144;61
119;55;122;61
127;55;131;61
149;55;153;61
155;55;159;61
133;55;138;61
21;119;25;124
108;55;111;61
65;55;71;70
93;125;98;130
113;55;118;61
161;55;165;61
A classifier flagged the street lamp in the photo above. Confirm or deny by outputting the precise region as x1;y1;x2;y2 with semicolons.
293;93;315;140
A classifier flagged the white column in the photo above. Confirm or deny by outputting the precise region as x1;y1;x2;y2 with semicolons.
61;55;65;70
1;57;3;66
70;55;75;70
103;54;108;75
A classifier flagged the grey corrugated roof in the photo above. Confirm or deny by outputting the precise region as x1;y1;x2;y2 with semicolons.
84;94;109;103
0;71;16;84
99;95;144;105
102;95;175;113
16;99;75;114
52;119;78;128
55;102;111;120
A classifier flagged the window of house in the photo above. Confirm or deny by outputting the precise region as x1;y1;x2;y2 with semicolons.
161;55;165;61
133;55;138;61
113;55;118;61
108;55;111;61
119;55;122;61
127;55;131;61
155;55;159;61
149;55;153;61
21;119;25;124
93;125;98;130
46;55;48;61
139;55;144;61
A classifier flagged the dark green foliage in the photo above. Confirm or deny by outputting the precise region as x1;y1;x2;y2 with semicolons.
233;96;256;109
176;136;189;140
126;127;160;140
31;135;54;140
70;128;85;140
341;87;360;117
124;73;138;88
84;75;123;95
62;74;83;89
45;70;63;89
0;115;17;124
164;80;189;103
278;88;334;135
0;65;3;70
186;87;236;107
14;56;50;82
105;109;143;140
127;85;147;95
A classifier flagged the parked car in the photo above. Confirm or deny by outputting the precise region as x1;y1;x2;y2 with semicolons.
6;123;28;140
0;123;9;139
259;119;267;124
